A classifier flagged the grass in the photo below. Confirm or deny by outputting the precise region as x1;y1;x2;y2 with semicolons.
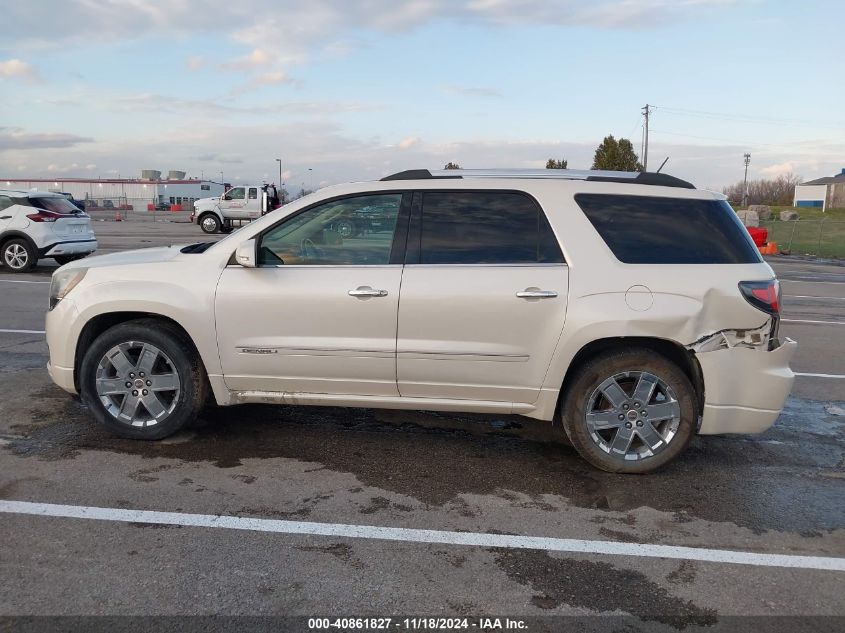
730;205;845;258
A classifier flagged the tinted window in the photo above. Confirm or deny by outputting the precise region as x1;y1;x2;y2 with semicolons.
258;194;402;266
575;194;762;264
29;196;80;214
419;191;564;264
227;187;245;200
0;196;12;212
248;187;258;199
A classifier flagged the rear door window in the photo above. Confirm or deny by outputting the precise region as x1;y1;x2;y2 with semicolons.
418;191;564;264
28;196;81;214
575;194;762;264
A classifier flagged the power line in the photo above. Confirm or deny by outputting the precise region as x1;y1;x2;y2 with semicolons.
654;105;845;132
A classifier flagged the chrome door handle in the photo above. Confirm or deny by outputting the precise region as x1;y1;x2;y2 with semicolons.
349;286;388;298
516;289;558;299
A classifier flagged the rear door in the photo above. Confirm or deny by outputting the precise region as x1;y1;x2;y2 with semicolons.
0;195;14;232
396;190;569;404
245;187;262;219
29;195;94;242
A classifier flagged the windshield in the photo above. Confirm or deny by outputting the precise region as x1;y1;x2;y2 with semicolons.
29;195;81;214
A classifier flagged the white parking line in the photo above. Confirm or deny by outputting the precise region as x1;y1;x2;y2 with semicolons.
781;279;844;286
0;279;50;284
1;500;843;572
785;295;845;301
795;372;845;379
781;319;845;326
0;328;46;334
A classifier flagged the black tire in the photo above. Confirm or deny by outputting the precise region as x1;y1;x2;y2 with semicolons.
53;255;84;266
2;238;36;272
79;319;208;440
560;348;697;474
198;213;221;234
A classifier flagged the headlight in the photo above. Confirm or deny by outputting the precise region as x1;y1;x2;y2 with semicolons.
49;268;87;310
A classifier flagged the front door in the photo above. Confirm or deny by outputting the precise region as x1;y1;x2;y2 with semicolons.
215;192;409;396
397;190;569;404
221;186;248;219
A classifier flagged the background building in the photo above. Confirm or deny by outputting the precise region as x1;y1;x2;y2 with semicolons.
793;169;845;211
2;170;227;211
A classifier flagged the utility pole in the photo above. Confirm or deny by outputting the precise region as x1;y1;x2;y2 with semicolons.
275;158;282;187
742;153;751;208
641;104;651;172
308;167;313;192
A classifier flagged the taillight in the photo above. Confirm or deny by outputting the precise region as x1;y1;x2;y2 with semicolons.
26;210;62;223
739;280;780;315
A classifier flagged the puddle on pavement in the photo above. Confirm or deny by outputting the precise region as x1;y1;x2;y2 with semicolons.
493;549;717;628
5;387;845;534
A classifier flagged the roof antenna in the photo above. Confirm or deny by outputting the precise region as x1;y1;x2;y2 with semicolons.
656;157;669;173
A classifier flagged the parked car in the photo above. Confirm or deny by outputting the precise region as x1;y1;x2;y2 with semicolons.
0;190;97;271
44;169;795;473
102;200;115;210
193;184;281;234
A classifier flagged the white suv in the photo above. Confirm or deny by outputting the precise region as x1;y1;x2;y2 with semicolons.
1;190;97;272
45;169;796;473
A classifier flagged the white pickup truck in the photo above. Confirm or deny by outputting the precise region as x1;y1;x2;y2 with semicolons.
192;184;281;234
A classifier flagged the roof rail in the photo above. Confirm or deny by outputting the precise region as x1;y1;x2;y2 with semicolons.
381;168;694;189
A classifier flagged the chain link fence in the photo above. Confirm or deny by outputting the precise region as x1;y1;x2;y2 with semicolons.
760;218;845;258
80;197;195;223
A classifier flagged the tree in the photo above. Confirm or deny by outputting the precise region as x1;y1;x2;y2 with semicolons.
722;173;801;207
546;158;568;169
591;135;643;171
444;162;461;170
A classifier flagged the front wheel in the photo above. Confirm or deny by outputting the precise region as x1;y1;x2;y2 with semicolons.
80;319;207;440
199;213;221;234
560;348;697;473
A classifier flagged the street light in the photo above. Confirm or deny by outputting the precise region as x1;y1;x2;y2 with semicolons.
308;167;313;192
742;153;751;208
275;158;282;187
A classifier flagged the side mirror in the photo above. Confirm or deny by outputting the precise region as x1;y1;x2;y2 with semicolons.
222;194;231;201
235;239;257;268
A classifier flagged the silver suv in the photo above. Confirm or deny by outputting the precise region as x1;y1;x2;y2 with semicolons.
45;169;796;473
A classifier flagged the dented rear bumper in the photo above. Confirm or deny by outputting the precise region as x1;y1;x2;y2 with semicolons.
695;337;797;434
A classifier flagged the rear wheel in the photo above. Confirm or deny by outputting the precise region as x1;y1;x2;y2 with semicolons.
80;319;207;440
199;213;221;234
2;238;36;272
560;348;696;473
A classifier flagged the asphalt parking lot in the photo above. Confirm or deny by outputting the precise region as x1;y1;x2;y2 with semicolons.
1;221;843;628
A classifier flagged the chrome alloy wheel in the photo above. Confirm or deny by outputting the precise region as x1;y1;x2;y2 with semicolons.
95;341;181;427
584;371;681;461
201;216;218;232
4;243;28;270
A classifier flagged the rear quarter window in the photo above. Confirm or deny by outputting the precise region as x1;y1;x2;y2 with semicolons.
575;194;762;264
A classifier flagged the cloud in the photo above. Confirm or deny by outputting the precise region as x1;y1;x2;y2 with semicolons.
220;48;274;71
186;55;205;71
398;137;421;149
0;59;41;83
2;2;738;71
113;93;378;116
0;127;94;150
195;153;244;164
443;84;502;98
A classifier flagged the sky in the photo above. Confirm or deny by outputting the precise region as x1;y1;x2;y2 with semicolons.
0;0;843;191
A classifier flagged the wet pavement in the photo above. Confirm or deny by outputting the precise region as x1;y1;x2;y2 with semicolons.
0;224;843;626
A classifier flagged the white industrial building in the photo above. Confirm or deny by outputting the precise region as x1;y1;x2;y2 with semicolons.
2;170;226;210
